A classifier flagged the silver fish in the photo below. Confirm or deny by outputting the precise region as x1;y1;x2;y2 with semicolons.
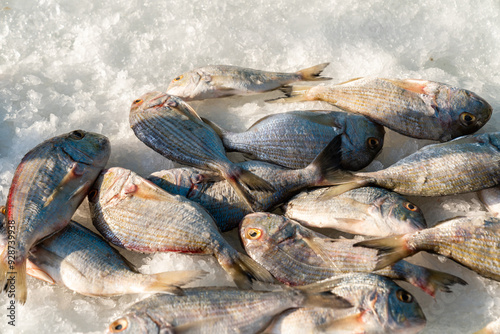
129;92;273;210
273;77;492;141
106;278;351;334
356;215;500;282
0;130;110;303
204;109;384;170
166;63;331;100
478;186;500;216
148;136;348;232
267;273;426;334
0;221;206;296
284;186;426;237
324;131;500;198
89;167;274;289
240;212;466;296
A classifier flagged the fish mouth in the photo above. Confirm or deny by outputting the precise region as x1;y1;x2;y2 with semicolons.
146;93;171;109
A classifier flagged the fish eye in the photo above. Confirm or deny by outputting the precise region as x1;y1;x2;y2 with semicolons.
396;289;413;303
404;202;419;212
109;318;128;332
173;75;183;81
70;130;86;140
246;228;262;240
133;99;143;105
459;112;477;127
88;189;98;202
367;137;380;150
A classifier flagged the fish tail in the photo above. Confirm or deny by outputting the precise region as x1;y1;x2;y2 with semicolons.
296;63;332;81
142;269;208;295
416;268;468;297
266;85;314;103
215;247;275;289
354;235;414;270
201;117;228;139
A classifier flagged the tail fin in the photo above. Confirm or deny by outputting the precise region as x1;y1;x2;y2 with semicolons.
142;269;208;295
417;268;468;296
215;248;276;289
266;85;314;103
296;63;331;81
202;117;228;139
354;235;413;270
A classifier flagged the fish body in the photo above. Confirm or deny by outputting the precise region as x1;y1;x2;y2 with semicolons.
166;63;331;100
0;130;110;303
89;167;274;289
207;110;384;170
107;279;351;334
129;92;272;209
0;221;205;296
327;132;500;197
148;136;348;232
268;273;426;334
284;186;426;237
275;77;492;141
356;215;500;282
240;213;466;296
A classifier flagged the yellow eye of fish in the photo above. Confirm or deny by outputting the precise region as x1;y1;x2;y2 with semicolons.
367;137;380;150
109;318;128;332
460;112;476;127
246;228;262;240
173;75;183;81
133;99;143;105
70;130;86;140
404;202;418;212
396;289;413;303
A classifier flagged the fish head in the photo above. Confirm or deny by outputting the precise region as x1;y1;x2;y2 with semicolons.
88;167;134;207
148;168;207;198
435;85;492;141
59;130;111;168
107;313;171;334
240;212;298;258
130;91;170;115
384;287;426;333
342;115;385;170
166;70;202;100
374;192;427;235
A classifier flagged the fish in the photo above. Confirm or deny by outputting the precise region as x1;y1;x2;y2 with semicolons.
355;215;500;282
166;63;331;100
89;167;275;289
204;109;385;170
0;220;206;296
284;186;426;237
475;318;500;334
240;212;467;296
106;277;352;334
129;92;273;210
0;130;110;304
267;273;426;334
322;131;500;198
478;186;500;216
148;136;352;232
270;77;492;141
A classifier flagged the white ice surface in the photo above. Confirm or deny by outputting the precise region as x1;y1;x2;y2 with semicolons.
1;0;500;333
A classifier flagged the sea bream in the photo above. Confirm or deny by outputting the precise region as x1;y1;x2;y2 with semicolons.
356;215;500;282
0;130;110;304
89;167;275;289
204;109;385;170
0;221;206;297
148;136;355;232
240;212;466;296
106;278;351;334
267;273;426;334
129;92;273;210
323;131;500;198
166;63;331;100
272;77;492;141
284;186;426;237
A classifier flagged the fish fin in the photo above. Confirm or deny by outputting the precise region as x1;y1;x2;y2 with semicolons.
201;117;228;139
295;276;352;309
10;259;27;304
143;270;208;295
353;235;413;270
319;181;367;200
167;97;204;123
316;313;364;333
384;78;428;94
26;260;56;284
170;317;220;334
296;63;331;81
418;268;468;296
239;169;274;192
300;236;340;271
335;77;363;86
43;163;87;208
224;167;274;210
225;176;260;211
265;85;314;103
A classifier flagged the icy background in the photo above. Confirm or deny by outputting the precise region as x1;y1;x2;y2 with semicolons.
1;0;500;333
